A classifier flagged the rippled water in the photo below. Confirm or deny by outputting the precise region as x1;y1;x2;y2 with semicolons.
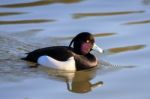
0;0;150;99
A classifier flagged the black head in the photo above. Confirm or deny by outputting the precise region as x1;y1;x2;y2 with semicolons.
69;32;95;55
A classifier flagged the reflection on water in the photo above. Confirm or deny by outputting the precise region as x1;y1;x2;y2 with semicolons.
0;0;83;8
48;33;116;41
93;33;116;37
0;19;55;25
67;79;103;93
0;12;24;16
73;10;144;19
44;68;103;93
108;45;146;55
124;20;150;25
67;81;103;93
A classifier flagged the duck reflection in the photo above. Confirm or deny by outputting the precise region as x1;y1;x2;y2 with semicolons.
66;69;103;93
67;81;103;93
44;67;103;93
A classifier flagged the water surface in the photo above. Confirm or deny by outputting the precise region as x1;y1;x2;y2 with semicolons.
0;0;150;99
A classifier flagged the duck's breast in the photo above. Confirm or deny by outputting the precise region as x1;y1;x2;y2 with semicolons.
74;54;98;70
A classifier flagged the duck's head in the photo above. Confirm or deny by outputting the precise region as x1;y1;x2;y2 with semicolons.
69;32;103;55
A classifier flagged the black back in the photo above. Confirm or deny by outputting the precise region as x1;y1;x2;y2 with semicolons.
24;46;74;62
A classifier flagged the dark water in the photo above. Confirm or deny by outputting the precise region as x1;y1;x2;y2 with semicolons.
0;0;150;99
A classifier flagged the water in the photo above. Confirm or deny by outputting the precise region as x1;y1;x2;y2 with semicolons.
0;0;150;99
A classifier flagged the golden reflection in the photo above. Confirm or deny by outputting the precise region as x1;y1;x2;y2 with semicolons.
73;10;144;19
93;33;116;37
50;33;116;41
109;44;146;54
124;20;150;25
0;0;82;8
67;69;103;93
0;19;55;25
45;68;103;93
0;12;24;16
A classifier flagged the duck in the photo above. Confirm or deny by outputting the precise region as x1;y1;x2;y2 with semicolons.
22;32;104;71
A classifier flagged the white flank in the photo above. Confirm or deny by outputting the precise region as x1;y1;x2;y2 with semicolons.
37;55;76;71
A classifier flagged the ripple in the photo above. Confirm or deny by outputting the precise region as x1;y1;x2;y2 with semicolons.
0;0;83;8
0;19;55;25
109;44;146;54
0;12;24;16
124;20;150;25
73;10;144;19
93;33;116;37
10;29;43;37
46;33;116;41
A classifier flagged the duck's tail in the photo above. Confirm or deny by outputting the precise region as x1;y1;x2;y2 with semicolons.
20;52;29;60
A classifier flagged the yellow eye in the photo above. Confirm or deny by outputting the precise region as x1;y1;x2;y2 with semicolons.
86;40;90;43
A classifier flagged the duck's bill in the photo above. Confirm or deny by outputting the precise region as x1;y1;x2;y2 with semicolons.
91;81;103;89
92;43;104;53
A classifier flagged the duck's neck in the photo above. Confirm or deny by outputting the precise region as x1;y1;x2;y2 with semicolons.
73;48;82;55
